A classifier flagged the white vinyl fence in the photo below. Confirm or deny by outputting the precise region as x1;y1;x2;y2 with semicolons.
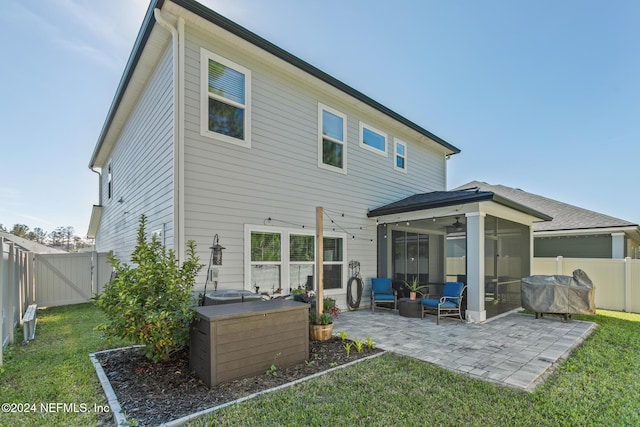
1;238;34;366
1;237;111;366
34;252;111;307
533;257;640;313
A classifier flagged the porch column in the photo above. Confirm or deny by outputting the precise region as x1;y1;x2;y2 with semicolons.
465;212;486;323
611;232;625;259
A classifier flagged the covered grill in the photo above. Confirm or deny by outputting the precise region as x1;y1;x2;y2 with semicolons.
521;269;596;320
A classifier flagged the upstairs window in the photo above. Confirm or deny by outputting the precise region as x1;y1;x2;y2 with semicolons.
201;49;251;147
394;139;407;172
359;122;387;156
107;162;113;199
318;103;347;173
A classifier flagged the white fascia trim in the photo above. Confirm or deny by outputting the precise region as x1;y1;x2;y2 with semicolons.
317;103;347;175
359;121;388;157
535;227;638;237
200;47;252;148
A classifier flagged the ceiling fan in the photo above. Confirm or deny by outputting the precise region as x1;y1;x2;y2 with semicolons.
449;217;465;232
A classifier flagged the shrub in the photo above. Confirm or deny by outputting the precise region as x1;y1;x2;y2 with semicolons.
95;215;203;362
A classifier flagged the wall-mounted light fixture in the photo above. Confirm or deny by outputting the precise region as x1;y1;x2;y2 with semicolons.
210;234;225;265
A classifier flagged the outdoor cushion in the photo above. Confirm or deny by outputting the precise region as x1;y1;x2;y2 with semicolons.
423;299;458;309
372;278;393;295
373;294;395;301
441;282;464;304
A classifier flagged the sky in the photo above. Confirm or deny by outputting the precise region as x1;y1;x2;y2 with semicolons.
1;0;639;237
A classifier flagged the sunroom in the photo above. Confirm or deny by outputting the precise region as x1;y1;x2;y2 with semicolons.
368;187;552;322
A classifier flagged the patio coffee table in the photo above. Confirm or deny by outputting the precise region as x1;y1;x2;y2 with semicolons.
398;298;422;318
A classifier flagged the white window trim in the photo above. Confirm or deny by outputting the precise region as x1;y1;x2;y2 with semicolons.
394;138;407;173
318;103;347;174
359;122;388;156
244;224;347;293
200;48;252;148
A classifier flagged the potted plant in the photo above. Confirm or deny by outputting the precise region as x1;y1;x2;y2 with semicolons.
308;297;339;341
403;277;426;300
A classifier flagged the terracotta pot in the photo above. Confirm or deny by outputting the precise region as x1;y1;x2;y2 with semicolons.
410;291;416;300
309;323;333;341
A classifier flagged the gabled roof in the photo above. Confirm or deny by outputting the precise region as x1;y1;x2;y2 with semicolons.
455;181;638;233
89;0;460;168
367;187;552;221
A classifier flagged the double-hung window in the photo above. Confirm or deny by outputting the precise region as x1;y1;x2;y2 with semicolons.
394;139;407;172
322;237;343;289
318;103;347;173
289;234;315;289
359;122;387;156
250;231;281;293
246;226;345;292
201;48;251;147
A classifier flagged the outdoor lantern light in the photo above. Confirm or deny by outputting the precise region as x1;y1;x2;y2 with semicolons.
210;234;225;265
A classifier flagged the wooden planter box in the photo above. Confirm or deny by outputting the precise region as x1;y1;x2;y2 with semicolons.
189;299;309;387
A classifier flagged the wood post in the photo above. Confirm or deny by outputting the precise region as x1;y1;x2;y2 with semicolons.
316;206;324;318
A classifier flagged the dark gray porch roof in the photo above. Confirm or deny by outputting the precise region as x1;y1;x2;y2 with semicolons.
367;188;553;221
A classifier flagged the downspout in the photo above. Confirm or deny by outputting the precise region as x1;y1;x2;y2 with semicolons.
90;167;102;205
154;8;185;262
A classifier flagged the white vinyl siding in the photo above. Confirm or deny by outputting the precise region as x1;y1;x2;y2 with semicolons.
359;122;388;156
181;22;447;301
95;46;175;261
200;48;251;147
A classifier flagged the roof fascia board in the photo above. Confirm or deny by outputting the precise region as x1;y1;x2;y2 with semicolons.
535;226;640;237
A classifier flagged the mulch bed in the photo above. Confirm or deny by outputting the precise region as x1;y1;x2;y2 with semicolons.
96;337;382;426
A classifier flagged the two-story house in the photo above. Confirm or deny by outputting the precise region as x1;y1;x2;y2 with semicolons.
88;0;550;321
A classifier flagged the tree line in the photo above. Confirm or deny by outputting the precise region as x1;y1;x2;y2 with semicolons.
0;223;92;251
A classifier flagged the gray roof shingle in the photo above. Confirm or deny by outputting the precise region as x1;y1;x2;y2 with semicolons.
454;181;638;232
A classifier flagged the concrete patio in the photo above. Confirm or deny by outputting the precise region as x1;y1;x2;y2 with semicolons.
332;308;596;392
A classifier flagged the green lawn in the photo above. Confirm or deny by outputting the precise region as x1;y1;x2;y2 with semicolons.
1;305;638;426
190;310;640;426
0;304;126;427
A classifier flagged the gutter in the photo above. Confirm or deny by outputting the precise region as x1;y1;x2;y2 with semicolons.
154;7;185;262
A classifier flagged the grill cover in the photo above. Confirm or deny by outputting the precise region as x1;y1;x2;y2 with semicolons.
521;269;595;315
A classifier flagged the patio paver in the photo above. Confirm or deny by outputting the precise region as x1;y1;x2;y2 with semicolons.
333;309;596;392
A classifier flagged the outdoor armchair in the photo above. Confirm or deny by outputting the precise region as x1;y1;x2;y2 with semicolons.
371;278;397;312
422;282;466;324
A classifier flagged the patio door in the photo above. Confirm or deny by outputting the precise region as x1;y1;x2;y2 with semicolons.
392;231;429;284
